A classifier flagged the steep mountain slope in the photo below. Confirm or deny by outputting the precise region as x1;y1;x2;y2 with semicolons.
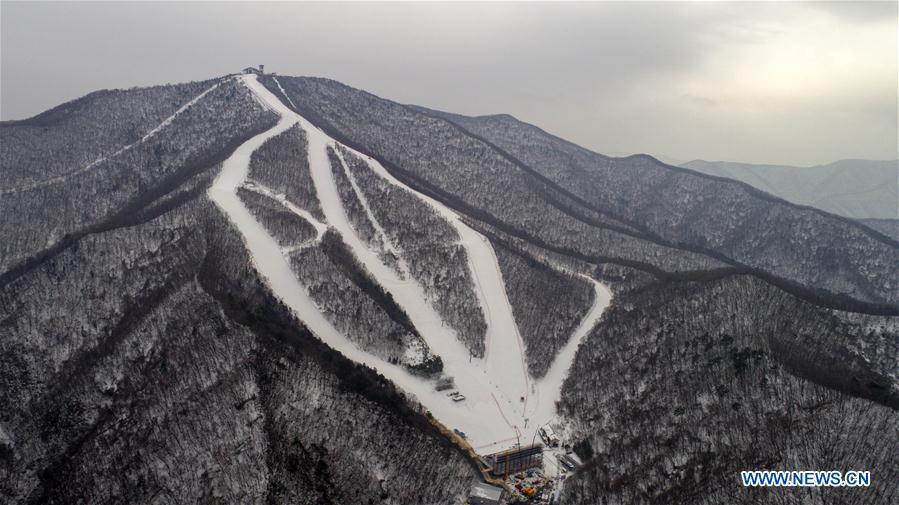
262;79;897;500
860;218;899;241
1;80;219;190
489;239;595;378
0;77;479;505
245;124;325;221
265;77;725;280
0;77;278;275
2;72;897;505
0;195;477;504
415;110;898;307
560;274;898;504
681;159;898;220
213;75;592;456
337;146;488;355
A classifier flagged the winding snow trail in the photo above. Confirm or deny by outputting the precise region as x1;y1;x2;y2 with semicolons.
210;75;612;452
525;277;612;431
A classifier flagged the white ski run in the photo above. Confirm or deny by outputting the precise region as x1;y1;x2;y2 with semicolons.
332;147;410;278
209;74;613;453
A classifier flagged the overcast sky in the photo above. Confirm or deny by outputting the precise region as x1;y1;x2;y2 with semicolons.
1;1;896;166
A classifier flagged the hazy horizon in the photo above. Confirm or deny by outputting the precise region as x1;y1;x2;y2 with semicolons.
2;1;896;166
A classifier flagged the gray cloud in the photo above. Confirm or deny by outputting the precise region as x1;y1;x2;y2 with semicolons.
1;1;895;166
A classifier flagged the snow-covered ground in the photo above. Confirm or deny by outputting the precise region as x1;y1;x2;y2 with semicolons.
209;74;612;453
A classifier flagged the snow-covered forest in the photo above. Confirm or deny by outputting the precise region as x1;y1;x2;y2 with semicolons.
289;230;441;374
431;111;899;306
1;80;217;188
325;146;399;271
489;238;594;378
236;187;318;247
266;78;742;281
338;145;488;356
0;194;476;504
559;274;898;503
0;70;895;505
245;124;324;221
0;77;278;274
264;73;897;503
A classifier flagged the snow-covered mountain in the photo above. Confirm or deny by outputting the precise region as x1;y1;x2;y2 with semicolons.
1;72;896;504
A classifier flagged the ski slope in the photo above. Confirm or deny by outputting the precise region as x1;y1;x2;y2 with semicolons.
241;181;328;239
210;74;612;453
332;148;409;278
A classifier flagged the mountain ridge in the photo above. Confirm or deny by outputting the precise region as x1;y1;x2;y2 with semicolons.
415;105;898;248
1;72;896;504
681;158;898;220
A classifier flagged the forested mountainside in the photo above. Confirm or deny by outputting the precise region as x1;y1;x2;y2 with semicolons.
0;76;477;504
266;78;725;282
237;187;319;247
0;183;476;505
1;72;896;505
264;75;897;500
246;124;325;222
0;77;277;276
417;110;898;307
1;80;218;189
559;273;898;504
860;218;899;242
680;159;898;220
489;239;594;378
336;146;487;356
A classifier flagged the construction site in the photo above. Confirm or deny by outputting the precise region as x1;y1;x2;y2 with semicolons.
424;412;583;505
464;437;584;504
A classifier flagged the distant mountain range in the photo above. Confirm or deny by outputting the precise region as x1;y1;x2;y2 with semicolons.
680;159;898;221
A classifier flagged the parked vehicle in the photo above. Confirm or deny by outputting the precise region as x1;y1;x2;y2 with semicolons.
557;453;578;472
556;454;575;471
